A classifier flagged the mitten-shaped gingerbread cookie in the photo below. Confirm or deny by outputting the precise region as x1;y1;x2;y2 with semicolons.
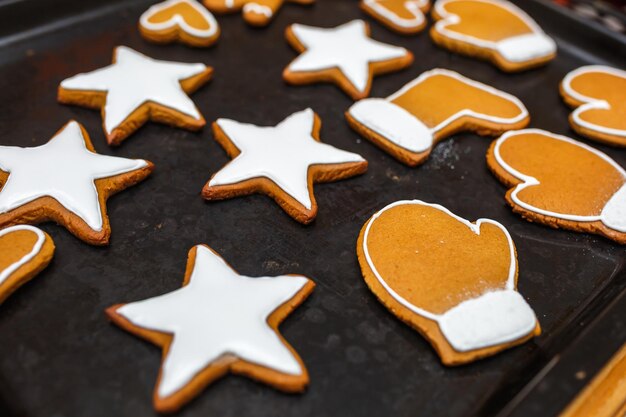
560;65;626;147
346;68;529;166
431;0;556;72
487;129;626;244
360;0;430;35
139;0;220;47
203;0;313;27
358;200;540;365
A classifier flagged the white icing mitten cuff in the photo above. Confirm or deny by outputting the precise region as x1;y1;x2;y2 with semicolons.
601;184;626;233
348;98;433;152
438;290;537;352
495;33;557;63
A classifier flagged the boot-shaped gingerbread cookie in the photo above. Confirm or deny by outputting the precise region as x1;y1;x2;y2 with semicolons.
360;0;430;35
560;65;626;147
357;200;540;365
346;68;529;166
487;129;626;244
431;0;556;72
203;0;313;26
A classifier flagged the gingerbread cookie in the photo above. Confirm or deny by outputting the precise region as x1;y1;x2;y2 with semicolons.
203;108;368;224
431;0;557;72
346;68;529;166
107;244;315;413
139;0;220;47
203;0;313;26
283;20;413;100
487;129;626;244
0;226;54;304
360;0;430;35
58;46;212;146
0;121;154;245
560;65;626;147
357;200;540;365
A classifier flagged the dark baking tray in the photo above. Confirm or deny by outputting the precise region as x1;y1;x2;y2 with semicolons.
0;1;624;416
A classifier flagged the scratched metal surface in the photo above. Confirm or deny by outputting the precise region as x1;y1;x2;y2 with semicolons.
0;1;623;416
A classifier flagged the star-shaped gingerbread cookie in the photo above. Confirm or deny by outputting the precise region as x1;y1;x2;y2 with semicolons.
0;121;154;245
107;244;315;413
202;108;368;224
283;20;413;99
58;46;212;146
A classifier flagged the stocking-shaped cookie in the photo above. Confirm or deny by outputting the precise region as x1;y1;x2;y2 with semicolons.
431;0;556;72
203;0;313;26
139;0;220;47
360;0;430;35
346;68;529;166
487;129;626;244
0;226;54;304
560;65;626;147
357;200;540;365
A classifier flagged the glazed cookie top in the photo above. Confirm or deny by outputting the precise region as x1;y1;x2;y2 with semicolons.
140;0;220;42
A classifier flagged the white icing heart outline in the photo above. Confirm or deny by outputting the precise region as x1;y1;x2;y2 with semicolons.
140;0;219;39
0;225;45;286
362;0;429;29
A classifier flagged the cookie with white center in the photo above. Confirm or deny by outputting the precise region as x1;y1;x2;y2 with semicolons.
58;46;212;146
0;121;154;245
107;244;315;413
203;108;368;224
283;20;413;100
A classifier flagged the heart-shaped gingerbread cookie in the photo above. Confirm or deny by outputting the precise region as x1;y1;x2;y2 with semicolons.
0;225;55;304
488;129;626;244
140;0;220;47
360;0;430;35
357;200;539;365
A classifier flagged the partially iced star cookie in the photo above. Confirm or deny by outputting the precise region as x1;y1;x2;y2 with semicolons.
487;129;626;244
560;65;626;147
203;0;314;27
346;68;529;166
107;244;315;413
203;108;368;224
0;121;154;245
357;200;540;365
58;46;212;146
360;0;430;35
139;0;220;47
431;0;557;72
0;225;55;304
283;20;413;100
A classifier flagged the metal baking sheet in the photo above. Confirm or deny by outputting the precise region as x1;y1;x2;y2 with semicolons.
0;1;624;416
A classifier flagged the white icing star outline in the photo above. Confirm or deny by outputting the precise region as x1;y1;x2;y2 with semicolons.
107;244;315;413
284;20;413;99
59;46;212;145
0;121;153;245
203;108;368;224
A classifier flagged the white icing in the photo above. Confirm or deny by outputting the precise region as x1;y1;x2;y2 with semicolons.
287;20;410;94
347;68;528;153
140;0;219;39
561;65;626;138
60;46;207;135
362;0;428;29
0;225;46;287
0;121;149;231
493;129;626;231
348;98;433;152
362;200;537;351
243;2;273;17
433;0;556;63
209;108;366;210
116;245;309;398
602;184;626;233
495;33;557;63
439;290;537;352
